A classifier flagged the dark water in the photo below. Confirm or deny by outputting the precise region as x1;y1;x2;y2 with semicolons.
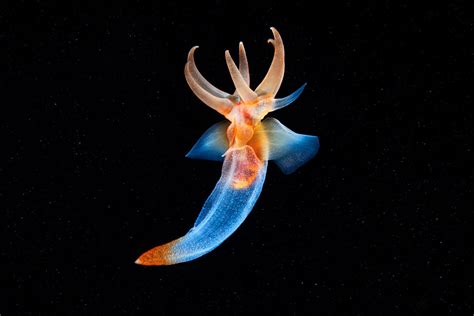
2;1;472;314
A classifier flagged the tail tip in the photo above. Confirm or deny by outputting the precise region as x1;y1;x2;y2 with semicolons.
135;243;174;266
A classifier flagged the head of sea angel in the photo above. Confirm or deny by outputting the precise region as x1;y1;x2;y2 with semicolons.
184;27;306;149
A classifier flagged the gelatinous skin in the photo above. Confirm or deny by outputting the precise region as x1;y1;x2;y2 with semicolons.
136;146;266;265
136;27;319;266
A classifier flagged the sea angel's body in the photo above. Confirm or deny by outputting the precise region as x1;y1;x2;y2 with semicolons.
136;28;319;266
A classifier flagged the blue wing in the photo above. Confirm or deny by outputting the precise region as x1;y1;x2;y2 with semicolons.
185;121;230;161
258;117;319;174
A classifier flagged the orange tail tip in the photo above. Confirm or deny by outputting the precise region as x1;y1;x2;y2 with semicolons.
135;242;176;266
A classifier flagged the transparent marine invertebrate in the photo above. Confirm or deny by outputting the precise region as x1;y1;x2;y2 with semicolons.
136;28;319;265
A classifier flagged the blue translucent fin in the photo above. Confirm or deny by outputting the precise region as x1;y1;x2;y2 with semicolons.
260;117;319;174
273;83;306;111
185;121;230;161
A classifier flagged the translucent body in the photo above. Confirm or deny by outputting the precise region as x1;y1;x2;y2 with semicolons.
136;146;266;265
136;28;319;266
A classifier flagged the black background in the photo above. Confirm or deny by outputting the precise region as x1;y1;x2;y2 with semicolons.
2;1;472;314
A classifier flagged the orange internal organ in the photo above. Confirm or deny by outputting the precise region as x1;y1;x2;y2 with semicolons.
231;159;261;189
228;146;264;190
